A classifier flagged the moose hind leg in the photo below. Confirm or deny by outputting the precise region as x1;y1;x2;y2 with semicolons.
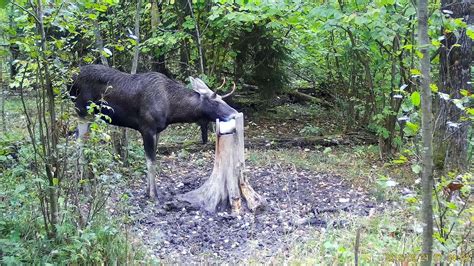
142;131;158;199
77;119;90;140
75;118;92;195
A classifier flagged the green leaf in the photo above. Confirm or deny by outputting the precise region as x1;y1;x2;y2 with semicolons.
430;83;438;93
410;91;421;107
406;121;419;132
52;178;59;186
431;39;441;47
467;28;474;40
411;164;422;174
415;50;424;59
404;121;420;137
392;155;408;164
323;147;332;154
410;69;421;76
15;184;26;193
466;108;474;116
434;232;446;244
453;18;467;28
446;202;457;210
0;0;9;9
460;89;469;97
94;4;108;12
405;196;417;204
115;44;125;51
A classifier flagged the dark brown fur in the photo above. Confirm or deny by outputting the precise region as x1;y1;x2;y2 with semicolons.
71;65;237;197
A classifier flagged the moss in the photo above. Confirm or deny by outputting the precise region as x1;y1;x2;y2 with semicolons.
433;143;447;170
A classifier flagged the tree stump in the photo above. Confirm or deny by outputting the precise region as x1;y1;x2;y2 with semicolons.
178;113;266;214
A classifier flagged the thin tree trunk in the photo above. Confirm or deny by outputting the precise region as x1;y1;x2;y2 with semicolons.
379;36;404;158
418;0;434;263
150;0;169;76
36;0;59;238
93;11;124;164
93;20;108;66
186;0;205;74
118;0;142;167
1;61;5;133
131;0;141;74
150;0;160;72
175;0;189;77
434;0;473;172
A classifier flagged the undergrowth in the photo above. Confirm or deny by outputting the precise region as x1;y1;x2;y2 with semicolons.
247;146;472;264
247;145;414;187
2;97;471;264
0;97;151;265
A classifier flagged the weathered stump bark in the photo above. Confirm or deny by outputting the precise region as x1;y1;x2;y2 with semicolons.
178;113;265;214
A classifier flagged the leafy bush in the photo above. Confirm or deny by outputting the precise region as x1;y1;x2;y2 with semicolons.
0;129;148;264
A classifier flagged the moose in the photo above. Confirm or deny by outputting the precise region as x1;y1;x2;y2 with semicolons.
70;64;237;198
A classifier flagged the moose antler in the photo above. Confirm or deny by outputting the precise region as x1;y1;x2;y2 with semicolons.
222;82;236;98
214;77;226;93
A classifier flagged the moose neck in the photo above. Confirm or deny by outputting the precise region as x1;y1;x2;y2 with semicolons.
166;89;205;124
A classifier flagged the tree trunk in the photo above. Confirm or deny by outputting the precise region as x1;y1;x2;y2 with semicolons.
434;0;473;172
186;0;205;74
93;20;108;66
36;0;60;238
418;0;434;263
113;0;142;166
379;36;404;158
150;0;170;76
131;0;141;74
178;113;266;214
1;60;5;133
175;0;189;78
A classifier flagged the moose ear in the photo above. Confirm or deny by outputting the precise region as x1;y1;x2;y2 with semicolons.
188;76;196;87
190;77;212;96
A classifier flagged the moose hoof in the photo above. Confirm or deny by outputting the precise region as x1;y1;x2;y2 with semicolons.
146;187;159;200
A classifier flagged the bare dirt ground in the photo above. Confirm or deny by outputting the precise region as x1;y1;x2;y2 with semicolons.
112;150;378;263
107;103;382;263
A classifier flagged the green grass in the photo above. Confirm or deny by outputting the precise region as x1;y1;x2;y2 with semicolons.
0;96;151;265
247;145;416;188
249;210;423;265
2;96;471;264
245;146;472;264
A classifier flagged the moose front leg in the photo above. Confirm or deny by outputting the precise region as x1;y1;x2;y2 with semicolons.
199;121;209;144
142;131;158;199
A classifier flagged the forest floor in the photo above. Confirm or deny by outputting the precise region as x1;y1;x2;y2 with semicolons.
111;151;380;263
2;96;420;263
107;102;414;263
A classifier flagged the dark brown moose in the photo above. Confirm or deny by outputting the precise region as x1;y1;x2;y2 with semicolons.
71;64;237;198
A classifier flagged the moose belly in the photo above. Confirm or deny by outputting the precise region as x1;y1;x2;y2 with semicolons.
90;102;140;130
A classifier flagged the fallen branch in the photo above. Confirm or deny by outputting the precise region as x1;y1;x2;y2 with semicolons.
288;90;333;108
